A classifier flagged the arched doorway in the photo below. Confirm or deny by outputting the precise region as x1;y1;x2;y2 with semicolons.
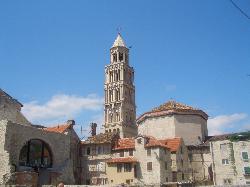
19;139;53;168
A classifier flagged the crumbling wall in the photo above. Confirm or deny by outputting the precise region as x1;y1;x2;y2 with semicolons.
0;120;76;184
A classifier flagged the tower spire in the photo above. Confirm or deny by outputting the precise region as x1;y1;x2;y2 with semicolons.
112;33;127;48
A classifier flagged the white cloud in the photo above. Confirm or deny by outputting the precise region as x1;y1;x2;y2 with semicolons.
208;113;248;135
22;94;103;124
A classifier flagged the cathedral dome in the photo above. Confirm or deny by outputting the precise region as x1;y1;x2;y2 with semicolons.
137;100;208;124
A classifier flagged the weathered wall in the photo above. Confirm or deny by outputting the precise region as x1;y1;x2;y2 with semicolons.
0;97;31;126
138;114;207;146
106;162;135;185
81;143;112;184
175;115;207;145
211;140;250;185
0;120;76;184
138;115;175;139
188;146;212;182
134;136;172;186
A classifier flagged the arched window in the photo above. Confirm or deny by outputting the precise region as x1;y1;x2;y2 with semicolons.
19;139;52;168
113;53;117;62
119;52;123;61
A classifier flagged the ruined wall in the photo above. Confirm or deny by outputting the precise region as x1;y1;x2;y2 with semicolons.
0;96;31;126
188;146;212;183
0;120;76;184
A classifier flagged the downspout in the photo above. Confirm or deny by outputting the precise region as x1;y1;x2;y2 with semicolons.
210;142;216;185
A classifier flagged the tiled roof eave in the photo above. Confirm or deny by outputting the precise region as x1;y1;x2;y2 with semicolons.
137;110;208;124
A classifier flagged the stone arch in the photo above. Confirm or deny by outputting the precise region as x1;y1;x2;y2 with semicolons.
19;139;53;168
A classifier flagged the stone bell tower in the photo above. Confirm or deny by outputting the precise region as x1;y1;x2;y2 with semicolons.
104;33;137;138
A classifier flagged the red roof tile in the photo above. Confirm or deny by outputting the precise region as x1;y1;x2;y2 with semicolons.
44;124;71;134
113;138;135;150
107;157;138;163
137;100;208;123
145;137;182;153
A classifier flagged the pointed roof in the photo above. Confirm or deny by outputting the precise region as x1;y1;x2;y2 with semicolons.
151;100;196;112
112;33;126;48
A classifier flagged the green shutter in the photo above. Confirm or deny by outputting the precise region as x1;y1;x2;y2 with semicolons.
244;167;250;174
242;152;249;160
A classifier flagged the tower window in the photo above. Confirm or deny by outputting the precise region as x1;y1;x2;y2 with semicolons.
113;53;117;62
119;52;123;61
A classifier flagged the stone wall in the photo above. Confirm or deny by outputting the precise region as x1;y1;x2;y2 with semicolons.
138;115;175;139
210;140;250;185
138;114;207;146
0;120;76;185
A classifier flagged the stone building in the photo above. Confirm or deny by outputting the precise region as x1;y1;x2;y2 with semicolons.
0;90;80;186
137;100;208;146
80;131;119;185
103;33;137;138
208;132;250;185
0;89;31;126
187;143;213;184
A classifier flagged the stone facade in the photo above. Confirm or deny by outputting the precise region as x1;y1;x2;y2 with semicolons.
187;145;213;184
0;120;79;185
104;34;137;138
210;137;250;185
0;89;31;126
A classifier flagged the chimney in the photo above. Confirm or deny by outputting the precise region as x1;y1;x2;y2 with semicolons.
67;120;75;126
91;123;97;136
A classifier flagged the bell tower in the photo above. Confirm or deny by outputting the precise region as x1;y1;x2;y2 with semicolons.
104;33;137;138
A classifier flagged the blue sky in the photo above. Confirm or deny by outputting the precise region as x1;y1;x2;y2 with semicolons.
0;0;249;137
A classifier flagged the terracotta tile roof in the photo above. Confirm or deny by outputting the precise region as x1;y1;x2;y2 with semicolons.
137;100;208;123
82;132;119;145
113;138;135;150
44;124;71;134
145;137;182;153
107;157;138;163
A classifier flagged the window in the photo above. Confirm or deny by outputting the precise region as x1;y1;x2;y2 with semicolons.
120;151;124;157
223;179;232;185
134;165;137;178
119;52;123;61
166;177;168;182
182;173;185;180
126;180;130;184
222;159;229;165
244;167;250;175
147;148;151;156
129;150;133;156
165;162;168;170
242;152;249;160
113;53;117;62
19;139;52;168
137;138;142;144
124;163;132;172
147;162;152;171
87;147;90;155
181;159;184;167
97;146;102;154
188;153;193;162
180;146;183;154
117;163;122;173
